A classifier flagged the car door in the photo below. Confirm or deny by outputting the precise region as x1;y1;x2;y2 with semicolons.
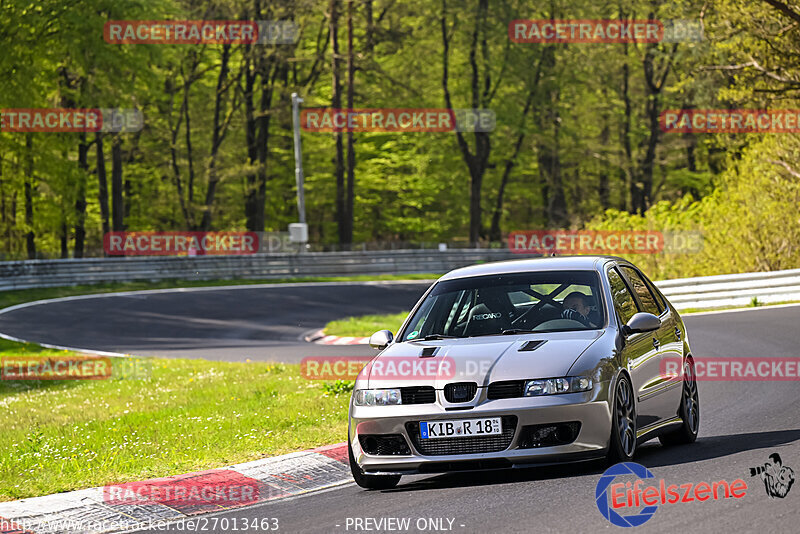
619;265;682;425
606;266;663;428
641;270;685;413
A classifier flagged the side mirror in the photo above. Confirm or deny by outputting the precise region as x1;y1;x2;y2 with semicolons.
622;312;661;336
369;330;394;350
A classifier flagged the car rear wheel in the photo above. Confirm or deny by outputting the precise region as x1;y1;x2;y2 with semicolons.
659;358;699;446
348;438;401;490
607;374;637;463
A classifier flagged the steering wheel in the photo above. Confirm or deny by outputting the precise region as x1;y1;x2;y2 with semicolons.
533;318;587;331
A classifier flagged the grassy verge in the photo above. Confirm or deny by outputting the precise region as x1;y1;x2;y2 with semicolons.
324;311;410;338
0;273;439;311
0;338;351;501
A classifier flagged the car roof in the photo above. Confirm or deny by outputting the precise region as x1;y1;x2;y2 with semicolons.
439;255;630;281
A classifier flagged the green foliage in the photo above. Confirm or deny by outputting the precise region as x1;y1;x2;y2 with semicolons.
0;0;797;273
588;134;800;279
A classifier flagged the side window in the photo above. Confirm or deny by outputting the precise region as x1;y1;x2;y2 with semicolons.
621;266;661;316
607;267;638;324
642;275;666;314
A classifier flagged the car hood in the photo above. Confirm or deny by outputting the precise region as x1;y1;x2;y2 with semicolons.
364;330;603;389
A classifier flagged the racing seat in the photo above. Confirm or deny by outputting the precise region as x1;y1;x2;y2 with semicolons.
463;289;512;336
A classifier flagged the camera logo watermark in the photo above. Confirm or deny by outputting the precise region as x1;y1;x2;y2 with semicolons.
750;453;795;499
104;20;298;45
0;109;143;133
661;109;800;133
596;462;747;528
300;108;495;132
510;19;703;44
508;230;703;255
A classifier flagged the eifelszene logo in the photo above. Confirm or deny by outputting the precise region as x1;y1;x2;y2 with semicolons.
749;453;795;498
595;462;748;527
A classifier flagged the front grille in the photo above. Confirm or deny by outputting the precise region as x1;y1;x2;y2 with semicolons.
517;422;581;449
444;382;477;403
405;415;518;456
400;386;436;404
487;380;524;399
359;434;412;456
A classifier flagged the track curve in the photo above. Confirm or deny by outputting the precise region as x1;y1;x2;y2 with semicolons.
5;283;800;532
0;281;431;362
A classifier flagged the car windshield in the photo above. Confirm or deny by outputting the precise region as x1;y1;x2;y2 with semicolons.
401;270;604;340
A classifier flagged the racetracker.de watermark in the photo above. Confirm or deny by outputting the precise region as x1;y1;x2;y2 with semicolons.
105;231;257;256
508;230;703;255
661;109;800;133
104;231;302;256
104;20;298;44
300;108;496;132
509;19;703;43
661;357;800;382
103;472;260;507
300;356;494;381
0;108;143;132
1;356;150;380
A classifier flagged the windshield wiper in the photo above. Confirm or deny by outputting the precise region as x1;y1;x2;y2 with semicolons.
500;329;538;335
417;334;458;340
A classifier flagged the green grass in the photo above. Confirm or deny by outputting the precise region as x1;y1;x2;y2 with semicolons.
0;273;440;311
324;311;410;338
0;338;351;501
0;274;440;500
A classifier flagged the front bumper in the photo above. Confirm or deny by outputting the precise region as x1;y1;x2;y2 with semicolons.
349;381;613;474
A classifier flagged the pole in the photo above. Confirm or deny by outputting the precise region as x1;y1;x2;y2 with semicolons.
291;92;306;224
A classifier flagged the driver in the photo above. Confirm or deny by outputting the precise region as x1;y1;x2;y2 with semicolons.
560;292;598;328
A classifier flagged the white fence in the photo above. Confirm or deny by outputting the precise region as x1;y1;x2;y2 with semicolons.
0;249;519;291
655;268;800;310
1;251;798;311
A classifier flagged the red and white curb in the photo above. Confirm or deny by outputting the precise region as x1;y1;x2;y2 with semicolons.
304;329;369;345
0;443;349;534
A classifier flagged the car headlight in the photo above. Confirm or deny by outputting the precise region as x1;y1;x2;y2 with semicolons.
354;388;402;406
523;377;593;396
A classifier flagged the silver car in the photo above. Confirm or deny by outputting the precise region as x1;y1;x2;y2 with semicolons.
348;256;699;489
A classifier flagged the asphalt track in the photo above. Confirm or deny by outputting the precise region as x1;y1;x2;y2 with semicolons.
4;284;800;533
0;281;432;363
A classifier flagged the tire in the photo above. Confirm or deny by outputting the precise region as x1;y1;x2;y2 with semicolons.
659;358;699;446
607;374;637;464
348;438;401;490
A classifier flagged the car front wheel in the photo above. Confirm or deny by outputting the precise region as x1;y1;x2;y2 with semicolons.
607;374;637;464
348;438;401;490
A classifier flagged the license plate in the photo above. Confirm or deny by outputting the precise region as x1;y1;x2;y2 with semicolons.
419;417;502;439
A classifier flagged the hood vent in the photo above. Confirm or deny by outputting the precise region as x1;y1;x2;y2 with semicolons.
519;340;546;352
420;346;439;358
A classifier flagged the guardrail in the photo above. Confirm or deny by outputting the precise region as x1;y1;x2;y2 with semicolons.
655;268;800;310
1;251;798;311
0;249;520;291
